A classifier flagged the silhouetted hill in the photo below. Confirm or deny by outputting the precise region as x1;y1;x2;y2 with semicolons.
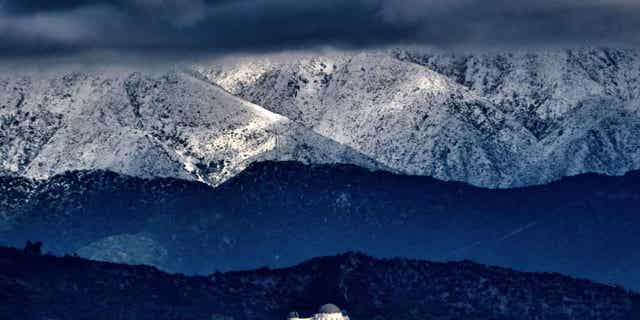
1;161;640;289
0;246;638;320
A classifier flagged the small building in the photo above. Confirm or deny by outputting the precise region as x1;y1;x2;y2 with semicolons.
288;304;349;320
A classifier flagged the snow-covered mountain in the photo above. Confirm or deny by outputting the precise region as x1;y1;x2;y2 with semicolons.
395;48;640;185
0;68;380;186
202;47;640;187
199;52;537;187
2;47;640;187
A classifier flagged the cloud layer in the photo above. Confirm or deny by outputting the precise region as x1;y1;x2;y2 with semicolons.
1;0;639;59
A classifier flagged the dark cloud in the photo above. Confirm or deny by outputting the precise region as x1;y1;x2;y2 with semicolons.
0;0;639;59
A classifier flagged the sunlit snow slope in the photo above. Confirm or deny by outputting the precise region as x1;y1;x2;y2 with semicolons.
0;68;380;186
201;48;640;187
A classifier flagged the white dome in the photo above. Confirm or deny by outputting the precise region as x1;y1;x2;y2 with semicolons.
318;304;341;314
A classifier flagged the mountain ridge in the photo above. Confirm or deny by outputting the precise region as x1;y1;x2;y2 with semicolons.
2;160;640;289
0;245;638;320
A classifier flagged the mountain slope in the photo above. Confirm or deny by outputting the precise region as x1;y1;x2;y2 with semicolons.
2;161;640;289
0;69;380;186
532;101;640;180
0;246;638;320
3;48;640;187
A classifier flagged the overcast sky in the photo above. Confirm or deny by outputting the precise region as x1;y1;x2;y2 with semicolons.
1;0;639;60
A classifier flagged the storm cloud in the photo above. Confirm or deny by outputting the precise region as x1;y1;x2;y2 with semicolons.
1;0;639;59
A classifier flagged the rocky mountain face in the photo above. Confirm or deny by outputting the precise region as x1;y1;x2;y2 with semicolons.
2;161;640;290
202;47;640;187
0;68;380;187
1;246;638;320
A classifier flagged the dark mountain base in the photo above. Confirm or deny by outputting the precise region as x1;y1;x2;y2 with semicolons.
1;246;638;320
2;161;640;289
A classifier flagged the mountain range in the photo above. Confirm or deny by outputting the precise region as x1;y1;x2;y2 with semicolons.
2;47;640;188
2;47;640;304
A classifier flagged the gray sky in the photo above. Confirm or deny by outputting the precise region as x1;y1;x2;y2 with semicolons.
1;0;639;59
